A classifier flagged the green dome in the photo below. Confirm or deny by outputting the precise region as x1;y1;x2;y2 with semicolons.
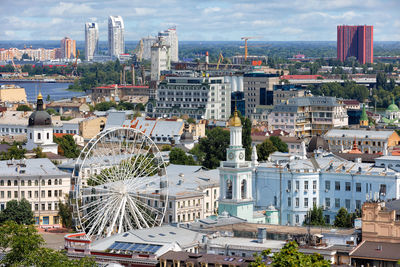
387;99;399;112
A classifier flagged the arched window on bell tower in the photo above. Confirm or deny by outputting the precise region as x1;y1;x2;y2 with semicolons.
241;180;247;199
226;179;232;199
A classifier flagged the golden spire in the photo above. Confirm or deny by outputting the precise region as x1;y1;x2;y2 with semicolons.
37;91;43;100
229;106;242;127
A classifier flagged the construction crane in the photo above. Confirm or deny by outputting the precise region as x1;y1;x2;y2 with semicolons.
72;50;80;77
241;36;260;60
216;53;224;70
10;50;22;78
133;39;144;62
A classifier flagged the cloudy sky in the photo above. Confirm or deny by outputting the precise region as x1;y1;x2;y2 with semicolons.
1;0;399;41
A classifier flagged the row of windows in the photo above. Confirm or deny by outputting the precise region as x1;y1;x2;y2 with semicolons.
325;198;362;210
0;179;63;187
0;190;63;199
0;128;27;133
287;180;386;194
177;212;201;222
288;197;317;208
287;180;317;191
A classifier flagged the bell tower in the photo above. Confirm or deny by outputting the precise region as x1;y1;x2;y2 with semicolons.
218;110;261;222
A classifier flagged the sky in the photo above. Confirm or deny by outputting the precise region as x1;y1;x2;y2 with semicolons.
1;0;400;41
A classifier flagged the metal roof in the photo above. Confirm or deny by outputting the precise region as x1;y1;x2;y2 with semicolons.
0;158;69;178
325;129;395;139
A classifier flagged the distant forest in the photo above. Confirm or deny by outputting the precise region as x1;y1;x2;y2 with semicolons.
1;41;400;62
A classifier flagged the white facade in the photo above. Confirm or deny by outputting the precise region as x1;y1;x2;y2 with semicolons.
151;41;170;81
0;158;70;226
154;76;231;120
26;125;58;154
108;16;125;57
158;28;178;62
254;153;400;226
85;22;99;61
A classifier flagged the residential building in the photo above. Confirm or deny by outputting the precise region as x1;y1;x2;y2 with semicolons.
85;22;99;61
78;117;106;140
141;36;157;60
324;129;400;154
0;158;70;227
0;48;58;61
337;25;373;64
254;153;400;226
26;93;58;154
0;110;31;136
342;99;361;110
243;73;279;117
273;84;306;106
154;76;231;120
108;16;125;57
46;101;90;115
268;96;348;137
65;226;202;266
349;200;400;266
0;84;27;103
158;27;178;62
151;39;170;81
60;37;76;59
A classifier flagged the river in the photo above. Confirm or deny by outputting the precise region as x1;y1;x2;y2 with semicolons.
0;81;86;102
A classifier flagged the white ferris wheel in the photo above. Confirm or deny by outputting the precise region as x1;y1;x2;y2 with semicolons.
72;127;168;239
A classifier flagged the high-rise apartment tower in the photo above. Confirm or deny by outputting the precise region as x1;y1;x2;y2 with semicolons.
108;16;125;57
337;25;373;64
158;28;178;62
85;22;99;61
60;37;76;59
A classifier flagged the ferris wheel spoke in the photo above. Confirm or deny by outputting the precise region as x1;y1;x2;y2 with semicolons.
117;198;127;234
131;196;164;217
132;200;160;227
126;196;144;229
85;195;120;237
80;195;116;222
107;197;126;237
128;196;151;228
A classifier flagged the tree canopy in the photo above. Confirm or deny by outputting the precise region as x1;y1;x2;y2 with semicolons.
0;199;34;225
304;204;325;227
54;134;80;158
333;207;353;228
0;142;26;160
197;127;230;169
169;147;197;165
16;105;32;111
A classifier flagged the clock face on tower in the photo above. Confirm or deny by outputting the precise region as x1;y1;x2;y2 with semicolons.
239;152;244;160
228;152;234;160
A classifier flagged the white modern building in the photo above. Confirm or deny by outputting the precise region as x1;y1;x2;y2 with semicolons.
158;28;178;62
0;158;70;226
151;39;170;81
85;22;99;61
108;16;125;57
154;76;231;120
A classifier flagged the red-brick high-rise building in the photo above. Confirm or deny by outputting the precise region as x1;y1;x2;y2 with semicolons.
337;25;373;64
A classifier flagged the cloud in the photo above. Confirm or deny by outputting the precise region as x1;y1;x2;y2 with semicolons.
203;7;221;14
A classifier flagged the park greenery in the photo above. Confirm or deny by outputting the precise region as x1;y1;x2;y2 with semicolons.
250;241;330;267
58;198;73;229
0;142;26;160
196;127;230;169
16;104;32;112
94;101;145;112
0;199;34;225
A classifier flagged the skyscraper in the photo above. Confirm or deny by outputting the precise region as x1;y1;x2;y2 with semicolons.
158;27;178;62
108;16;125;57
60;37;76;59
337;25;373;64
85;22;99;61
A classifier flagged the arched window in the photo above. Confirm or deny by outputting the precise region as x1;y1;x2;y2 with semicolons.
35;180;38;186
7;180;11;186
0;180;3;186
14;180;17;186
59;179;62;185
28;180;32;186
41;180;45;186
226;179;232;199
241;180;247;199
21;180;25;186
38;133;41;140
55;179;58;185
48;179;51;186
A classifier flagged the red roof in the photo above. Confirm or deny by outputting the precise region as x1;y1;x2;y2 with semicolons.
281;75;323;80
343;100;360;105
93;84;149;89
54;133;75;138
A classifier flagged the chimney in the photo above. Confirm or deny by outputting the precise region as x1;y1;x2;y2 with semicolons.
132;65;135;86
257;228;267;243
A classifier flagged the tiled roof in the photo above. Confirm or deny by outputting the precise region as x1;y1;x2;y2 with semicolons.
350;241;400;261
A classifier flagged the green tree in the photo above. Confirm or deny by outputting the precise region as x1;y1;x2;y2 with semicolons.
46;108;59;115
0;142;26;160
58;198;73;229
238;111;252;160
256;139;277;161
33;147;47;158
0;221;44;266
189;143;206;163
251;241;330;267
187;117;196;124
46;94;51;102
16;105;32;111
334;207;352;228
169;147;196;165
94;101;117;111
0;199;34;225
269;136;289;152
304;204;325;226
54;135;80;158
198;127;230;169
